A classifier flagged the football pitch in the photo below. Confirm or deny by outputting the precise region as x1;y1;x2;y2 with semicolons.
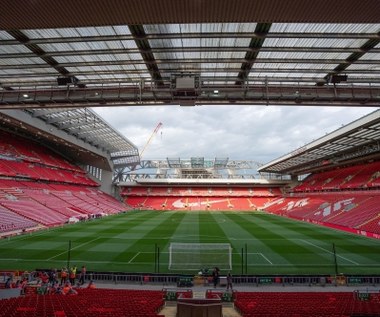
0;211;379;275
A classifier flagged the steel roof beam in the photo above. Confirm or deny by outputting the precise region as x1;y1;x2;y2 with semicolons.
324;36;380;81
3;46;380;59
4;77;380;89
6;30;71;78
56;119;97;130
237;23;272;84
128;24;163;83
335;37;380;72
3;58;380;70
3;68;380;80
29;108;70;118
1;32;380;46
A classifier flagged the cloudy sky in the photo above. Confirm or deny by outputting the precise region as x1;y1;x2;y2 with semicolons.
94;106;375;165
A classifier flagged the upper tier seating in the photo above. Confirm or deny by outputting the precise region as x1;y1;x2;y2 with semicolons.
0;131;82;172
294;161;380;192
0;159;98;186
0;130;98;186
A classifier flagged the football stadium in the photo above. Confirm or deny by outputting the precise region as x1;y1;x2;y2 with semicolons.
1;1;380;316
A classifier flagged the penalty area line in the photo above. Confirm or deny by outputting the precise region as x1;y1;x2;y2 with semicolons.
258;252;273;265
46;237;102;261
128;252;141;264
299;239;359;265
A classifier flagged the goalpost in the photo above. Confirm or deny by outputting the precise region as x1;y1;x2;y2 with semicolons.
168;243;232;270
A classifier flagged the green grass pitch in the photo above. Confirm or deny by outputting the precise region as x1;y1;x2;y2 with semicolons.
0;211;379;275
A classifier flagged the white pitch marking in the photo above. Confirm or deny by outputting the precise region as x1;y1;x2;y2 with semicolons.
46;237;101;261
300;239;359;265
128;252;141;263
258;252;273;265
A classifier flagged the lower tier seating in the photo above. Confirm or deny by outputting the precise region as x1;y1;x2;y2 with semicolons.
0;288;165;317
263;193;380;235
125;195;271;211
234;291;380;317
0;179;127;233
0;205;38;233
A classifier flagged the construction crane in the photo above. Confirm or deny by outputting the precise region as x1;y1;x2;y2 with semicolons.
139;122;163;159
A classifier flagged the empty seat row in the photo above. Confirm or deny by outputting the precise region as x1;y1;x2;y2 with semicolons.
234;292;380;317
0;288;165;317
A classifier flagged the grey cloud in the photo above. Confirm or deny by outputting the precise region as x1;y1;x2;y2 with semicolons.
93;106;374;164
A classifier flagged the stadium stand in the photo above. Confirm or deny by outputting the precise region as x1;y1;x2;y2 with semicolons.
122;186;279;211
0;288;165;317
0;131;97;187
0;200;67;226
1;286;379;317
293;161;380;192
257;160;380;236
0;179;127;233
0;131;82;173
234;291;380;317
0;131;127;235
265;194;380;237
0;205;38;233
5;128;380;237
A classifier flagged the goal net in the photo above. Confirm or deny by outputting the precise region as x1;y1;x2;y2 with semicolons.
168;243;232;270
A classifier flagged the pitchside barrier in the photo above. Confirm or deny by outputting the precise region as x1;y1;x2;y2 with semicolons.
81;272;380;287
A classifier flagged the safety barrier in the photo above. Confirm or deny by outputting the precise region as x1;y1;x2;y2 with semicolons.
85;272;380;287
88;273;179;286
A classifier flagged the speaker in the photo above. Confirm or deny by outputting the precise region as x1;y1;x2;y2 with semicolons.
57;76;78;86
327;74;348;84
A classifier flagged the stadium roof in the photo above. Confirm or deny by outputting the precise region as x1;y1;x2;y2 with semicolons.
0;107;139;169
114;158;284;184
258;109;380;175
0;0;380;108
23;108;139;166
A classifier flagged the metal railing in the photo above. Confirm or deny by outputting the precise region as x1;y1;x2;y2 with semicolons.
85;272;380;287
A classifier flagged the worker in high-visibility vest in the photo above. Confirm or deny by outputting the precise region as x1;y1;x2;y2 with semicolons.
69;266;77;285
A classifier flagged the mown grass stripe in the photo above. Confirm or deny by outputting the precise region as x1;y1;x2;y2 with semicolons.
0;211;379;274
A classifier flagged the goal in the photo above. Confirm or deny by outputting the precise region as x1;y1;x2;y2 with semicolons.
168;243;232;270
